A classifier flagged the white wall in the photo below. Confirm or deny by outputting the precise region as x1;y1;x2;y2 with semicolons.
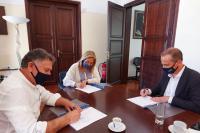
128;4;145;77
0;3;29;69
77;0;124;66
81;12;108;66
174;0;200;72
0;0;121;69
122;0;134;5
0;0;23;5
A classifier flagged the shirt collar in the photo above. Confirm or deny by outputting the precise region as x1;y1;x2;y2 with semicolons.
168;66;185;78
16;70;36;88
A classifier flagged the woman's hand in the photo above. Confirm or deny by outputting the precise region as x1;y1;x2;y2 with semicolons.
76;80;87;88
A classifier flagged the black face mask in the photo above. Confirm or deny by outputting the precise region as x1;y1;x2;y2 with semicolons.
162;63;178;74
31;63;51;85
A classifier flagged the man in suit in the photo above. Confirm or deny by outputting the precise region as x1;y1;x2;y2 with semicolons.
140;47;200;113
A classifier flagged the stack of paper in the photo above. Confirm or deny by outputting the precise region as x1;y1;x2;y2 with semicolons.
75;85;101;94
70;107;107;131
127;96;158;108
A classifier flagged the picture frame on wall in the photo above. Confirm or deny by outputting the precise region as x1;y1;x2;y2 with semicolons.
133;10;144;39
0;6;8;35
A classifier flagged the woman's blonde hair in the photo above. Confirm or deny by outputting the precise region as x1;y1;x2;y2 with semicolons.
78;50;96;72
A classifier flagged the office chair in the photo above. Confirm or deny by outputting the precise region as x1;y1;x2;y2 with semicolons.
58;71;67;90
133;57;141;80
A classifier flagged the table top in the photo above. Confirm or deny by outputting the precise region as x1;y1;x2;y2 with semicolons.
39;84;200;133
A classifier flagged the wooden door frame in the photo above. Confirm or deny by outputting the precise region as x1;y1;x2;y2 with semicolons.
25;0;82;60
122;0;180;83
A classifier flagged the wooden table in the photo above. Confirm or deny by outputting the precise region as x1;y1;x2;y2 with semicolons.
39;84;200;133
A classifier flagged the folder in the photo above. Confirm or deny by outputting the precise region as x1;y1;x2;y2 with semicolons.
49;99;89;116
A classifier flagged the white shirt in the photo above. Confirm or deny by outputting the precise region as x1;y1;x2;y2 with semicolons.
0;70;61;133
164;66;185;103
63;62;101;87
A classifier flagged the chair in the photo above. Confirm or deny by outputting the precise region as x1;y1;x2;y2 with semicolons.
58;71;67;90
133;57;141;80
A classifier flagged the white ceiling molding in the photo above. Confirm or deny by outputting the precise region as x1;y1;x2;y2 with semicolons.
0;0;24;5
0;0;134;14
0;0;126;5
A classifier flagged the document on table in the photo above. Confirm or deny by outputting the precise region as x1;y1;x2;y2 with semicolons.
127;96;158;108
75;85;101;94
70;107;107;131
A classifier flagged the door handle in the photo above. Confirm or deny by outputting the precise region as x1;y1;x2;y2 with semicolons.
57;50;60;58
164;39;167;49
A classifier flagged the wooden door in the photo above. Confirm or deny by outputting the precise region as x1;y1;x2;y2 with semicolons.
28;2;57;83
55;4;78;72
25;0;81;84
107;1;125;84
140;0;179;88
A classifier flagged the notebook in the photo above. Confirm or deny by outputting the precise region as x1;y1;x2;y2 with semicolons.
88;83;112;89
49;99;90;116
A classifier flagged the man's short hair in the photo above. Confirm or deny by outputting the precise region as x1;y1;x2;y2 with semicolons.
161;47;183;62
21;48;55;68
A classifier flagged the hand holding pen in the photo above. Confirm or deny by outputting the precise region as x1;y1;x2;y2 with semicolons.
140;88;150;97
76;72;89;88
76;80;87;88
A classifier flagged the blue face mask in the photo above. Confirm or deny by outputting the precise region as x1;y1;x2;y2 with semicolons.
162;63;178;74
31;63;51;85
82;60;92;69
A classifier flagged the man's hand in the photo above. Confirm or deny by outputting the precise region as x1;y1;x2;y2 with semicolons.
48;96;82;132
64;100;82;112
46;108;81;132
151;96;169;103
140;88;150;97
55;97;82;112
66;109;81;123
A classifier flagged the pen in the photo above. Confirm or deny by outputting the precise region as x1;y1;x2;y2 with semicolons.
70;106;76;111
113;122;115;128
143;89;148;96
84;72;87;81
84;72;88;85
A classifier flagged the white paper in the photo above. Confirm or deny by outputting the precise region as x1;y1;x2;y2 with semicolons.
75;85;101;94
70;107;107;131
127;96;158;108
188;128;200;133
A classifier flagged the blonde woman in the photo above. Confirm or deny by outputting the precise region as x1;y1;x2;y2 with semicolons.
63;50;101;88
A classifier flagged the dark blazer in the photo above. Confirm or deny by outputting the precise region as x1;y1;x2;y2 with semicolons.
151;66;200;113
